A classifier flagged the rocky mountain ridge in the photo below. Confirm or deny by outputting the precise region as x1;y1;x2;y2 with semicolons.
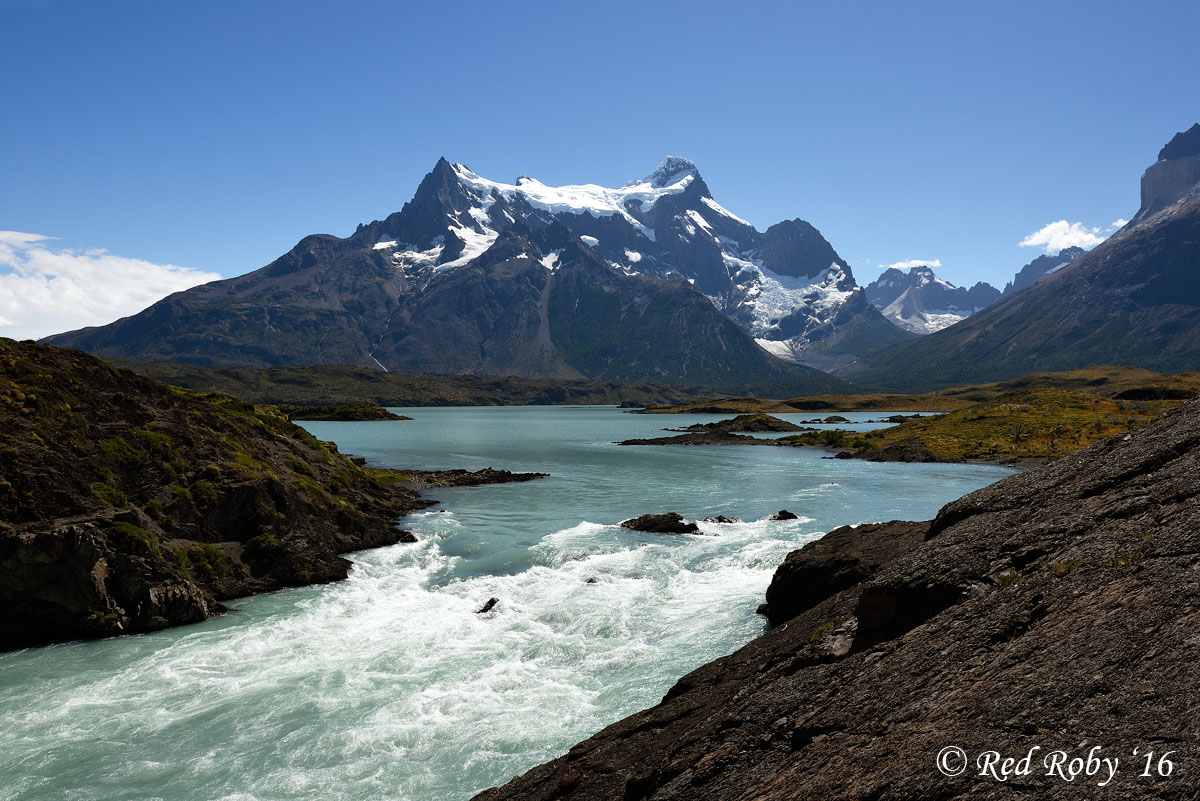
45;157;908;383
866;266;1001;334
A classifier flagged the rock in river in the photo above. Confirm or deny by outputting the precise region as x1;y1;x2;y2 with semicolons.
619;513;700;535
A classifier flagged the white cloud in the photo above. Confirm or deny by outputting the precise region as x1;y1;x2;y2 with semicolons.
1018;219;1125;254
878;258;942;271
1111;218;1128;229
0;231;221;341
0;231;53;247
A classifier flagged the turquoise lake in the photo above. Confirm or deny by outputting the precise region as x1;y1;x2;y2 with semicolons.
0;406;1015;801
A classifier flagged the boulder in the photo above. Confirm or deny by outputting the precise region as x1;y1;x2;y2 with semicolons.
619;513;700;534
758;520;930;626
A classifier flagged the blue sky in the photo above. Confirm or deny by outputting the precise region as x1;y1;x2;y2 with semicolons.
2;0;1198;337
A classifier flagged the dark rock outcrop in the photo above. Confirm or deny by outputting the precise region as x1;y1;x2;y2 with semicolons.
474;397;1200;801
770;510;799;520
619;513;700;535
860;436;939;463
619;431;786;447
668;413;806;433
758;520;929;626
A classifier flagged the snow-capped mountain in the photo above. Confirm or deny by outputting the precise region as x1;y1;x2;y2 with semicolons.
357;156;908;374
45;157;907;385
865;266;1000;334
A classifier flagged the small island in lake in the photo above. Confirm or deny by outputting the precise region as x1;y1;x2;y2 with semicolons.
275;403;412;421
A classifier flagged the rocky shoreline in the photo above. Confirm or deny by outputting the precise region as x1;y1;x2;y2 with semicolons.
475;399;1200;800
0;340;545;650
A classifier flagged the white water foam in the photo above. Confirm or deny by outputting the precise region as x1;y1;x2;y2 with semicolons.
0;514;823;801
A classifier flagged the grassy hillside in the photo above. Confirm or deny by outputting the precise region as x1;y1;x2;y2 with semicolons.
780;389;1179;463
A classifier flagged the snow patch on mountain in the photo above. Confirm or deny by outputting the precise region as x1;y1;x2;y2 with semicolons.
450;160;698;241
685;209;713;235
389;242;445;271
754;337;799;360
701;196;751;226
717;251;854;338
439;224;497;270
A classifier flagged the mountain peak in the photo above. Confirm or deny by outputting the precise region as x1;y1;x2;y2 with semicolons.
644;156;700;188
1158;123;1200;161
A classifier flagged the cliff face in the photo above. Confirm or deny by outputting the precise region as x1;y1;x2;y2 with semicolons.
1141;123;1200;217
476;398;1200;800
1140;154;1200;218
0;339;429;649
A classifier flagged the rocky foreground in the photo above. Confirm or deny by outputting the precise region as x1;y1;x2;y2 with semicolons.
476;399;1200;799
0;340;540;650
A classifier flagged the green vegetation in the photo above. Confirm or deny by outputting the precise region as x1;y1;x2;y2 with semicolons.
1051;560;1083;577
179;543;237;583
92;481;127;508
810;621;835;643
108;521;157;555
779;389;1175;463
190;480;219;511
132;428;174;454
100;436;145;468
